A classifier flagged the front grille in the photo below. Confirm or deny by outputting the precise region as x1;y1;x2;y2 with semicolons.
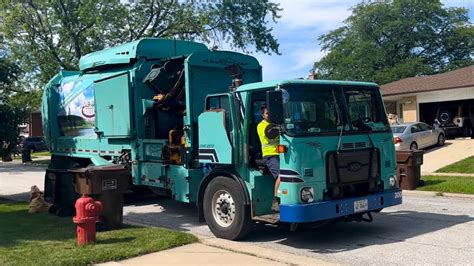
342;143;354;149
326;149;381;199
303;168;313;177
342;142;367;149
355;142;366;148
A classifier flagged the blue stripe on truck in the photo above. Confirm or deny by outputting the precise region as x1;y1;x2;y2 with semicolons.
279;189;402;223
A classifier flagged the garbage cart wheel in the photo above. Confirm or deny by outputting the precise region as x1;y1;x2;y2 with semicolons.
203;176;252;240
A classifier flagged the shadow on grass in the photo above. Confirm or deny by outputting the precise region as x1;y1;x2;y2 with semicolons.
0;200;76;247
97;237;136;244
422;179;446;186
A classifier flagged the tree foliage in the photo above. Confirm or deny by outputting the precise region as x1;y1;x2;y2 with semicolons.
0;0;281;87
1;55;42;110
313;0;473;84
0;104;27;159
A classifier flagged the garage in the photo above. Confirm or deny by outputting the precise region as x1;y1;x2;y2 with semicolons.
381;65;474;138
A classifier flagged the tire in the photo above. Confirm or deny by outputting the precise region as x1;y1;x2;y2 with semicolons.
438;111;452;126
410;142;418;151
437;134;445;146
203;176;252;240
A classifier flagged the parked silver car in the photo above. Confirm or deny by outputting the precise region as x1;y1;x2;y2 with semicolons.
391;122;445;151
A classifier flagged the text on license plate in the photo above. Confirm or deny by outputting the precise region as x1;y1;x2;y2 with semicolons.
354;199;368;212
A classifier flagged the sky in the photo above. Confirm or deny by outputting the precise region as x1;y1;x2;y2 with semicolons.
240;0;474;81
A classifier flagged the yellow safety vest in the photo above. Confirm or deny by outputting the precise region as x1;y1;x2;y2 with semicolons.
257;120;279;157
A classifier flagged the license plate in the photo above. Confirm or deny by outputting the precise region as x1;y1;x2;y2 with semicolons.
354;199;368;212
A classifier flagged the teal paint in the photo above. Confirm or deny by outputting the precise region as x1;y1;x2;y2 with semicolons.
198;110;232;164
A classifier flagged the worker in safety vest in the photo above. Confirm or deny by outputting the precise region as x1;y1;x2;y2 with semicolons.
257;105;281;212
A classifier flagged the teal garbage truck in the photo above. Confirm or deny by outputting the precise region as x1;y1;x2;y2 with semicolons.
42;38;402;239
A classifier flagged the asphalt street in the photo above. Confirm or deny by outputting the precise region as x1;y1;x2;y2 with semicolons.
1;161;473;265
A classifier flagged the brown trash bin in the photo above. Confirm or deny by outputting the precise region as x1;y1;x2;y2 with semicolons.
396;150;424;190
72;164;130;230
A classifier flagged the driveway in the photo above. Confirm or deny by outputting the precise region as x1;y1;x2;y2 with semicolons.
0;161;46;201
421;139;474;173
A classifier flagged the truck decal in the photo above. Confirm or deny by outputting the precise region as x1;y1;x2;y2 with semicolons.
57;80;96;136
198;148;219;163
279;169;304;183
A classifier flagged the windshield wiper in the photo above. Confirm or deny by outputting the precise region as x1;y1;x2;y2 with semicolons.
331;89;344;154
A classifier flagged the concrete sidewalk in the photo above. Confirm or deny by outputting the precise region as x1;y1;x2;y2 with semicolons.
98;243;286;265
421;139;473;173
98;235;336;266
99;232;337;266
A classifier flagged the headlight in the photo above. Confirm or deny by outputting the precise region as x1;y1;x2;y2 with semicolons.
389;175;397;188
301;187;314;203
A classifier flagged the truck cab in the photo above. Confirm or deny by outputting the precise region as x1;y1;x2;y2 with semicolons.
197;80;402;239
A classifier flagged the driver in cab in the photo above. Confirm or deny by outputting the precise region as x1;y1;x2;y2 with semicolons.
257;105;281;212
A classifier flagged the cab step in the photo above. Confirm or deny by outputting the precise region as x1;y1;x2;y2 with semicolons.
252;213;280;224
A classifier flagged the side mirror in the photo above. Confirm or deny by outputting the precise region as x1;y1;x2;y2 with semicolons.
266;90;284;124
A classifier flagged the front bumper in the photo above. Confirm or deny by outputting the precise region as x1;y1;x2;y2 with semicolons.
279;189;402;223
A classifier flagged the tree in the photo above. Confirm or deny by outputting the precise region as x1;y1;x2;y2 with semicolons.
0;56;28;161
0;0;281;88
313;0;473;85
0;104;27;161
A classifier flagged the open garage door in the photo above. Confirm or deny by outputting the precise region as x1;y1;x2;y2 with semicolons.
420;99;474;125
420;99;474;138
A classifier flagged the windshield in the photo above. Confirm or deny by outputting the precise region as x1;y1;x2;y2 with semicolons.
282;85;390;136
391;126;407;133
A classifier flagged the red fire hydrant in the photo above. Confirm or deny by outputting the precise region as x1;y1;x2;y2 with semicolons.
73;195;102;245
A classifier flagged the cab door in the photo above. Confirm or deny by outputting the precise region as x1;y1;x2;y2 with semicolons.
198;94;236;164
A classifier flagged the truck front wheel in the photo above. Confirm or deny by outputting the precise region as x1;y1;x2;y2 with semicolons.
203;176;252;240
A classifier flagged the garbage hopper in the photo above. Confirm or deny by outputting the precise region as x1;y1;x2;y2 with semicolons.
72;165;130;230
396;150;424;190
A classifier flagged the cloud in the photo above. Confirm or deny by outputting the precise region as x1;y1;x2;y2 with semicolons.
275;0;358;31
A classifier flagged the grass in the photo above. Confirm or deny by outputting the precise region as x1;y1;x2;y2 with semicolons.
0;199;197;265
417;175;474;194
11;150;51;161
31;151;51;157
435;156;474;174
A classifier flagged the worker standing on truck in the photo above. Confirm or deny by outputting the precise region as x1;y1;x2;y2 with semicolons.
257;106;281;212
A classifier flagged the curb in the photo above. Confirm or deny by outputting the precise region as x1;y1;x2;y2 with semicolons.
197;235;337;266
403;190;474;199
422;172;474;177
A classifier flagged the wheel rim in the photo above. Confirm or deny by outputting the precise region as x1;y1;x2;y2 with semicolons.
211;189;236;228
440;113;449;122
439;135;445;145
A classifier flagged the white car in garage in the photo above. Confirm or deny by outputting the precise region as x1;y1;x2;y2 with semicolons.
391;122;445;151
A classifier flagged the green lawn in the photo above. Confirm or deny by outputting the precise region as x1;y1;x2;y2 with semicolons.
418;175;474;194
0;199;197;265
436;156;474;173
31;151;51;157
